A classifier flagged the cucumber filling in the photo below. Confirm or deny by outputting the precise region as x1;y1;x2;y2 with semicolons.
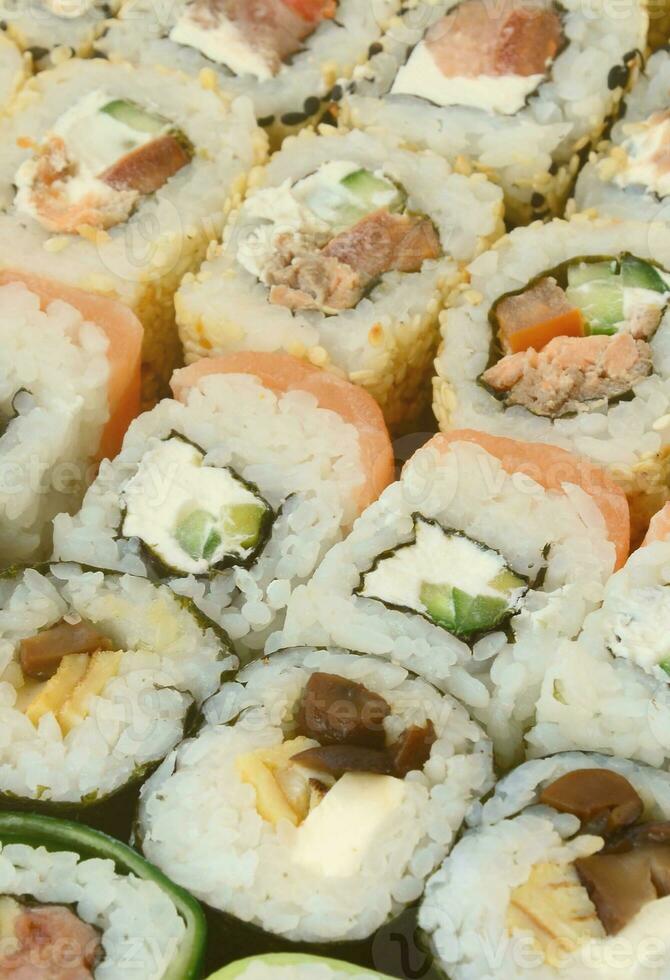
566;254;670;336
120;435;272;576
357;516;527;639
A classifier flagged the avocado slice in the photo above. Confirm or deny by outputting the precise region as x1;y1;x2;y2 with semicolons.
420;583;512;637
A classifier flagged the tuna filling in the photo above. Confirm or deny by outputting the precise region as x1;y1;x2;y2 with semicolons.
391;0;563;115
170;0;336;81
357;515;528;639
482;254;670;417
15;92;193;234
120;434;273;576
0;897;102;979
237;160;442;314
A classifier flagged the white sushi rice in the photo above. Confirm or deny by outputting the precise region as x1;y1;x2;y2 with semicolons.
0;58;266;402
421;753;670;980
0;563;235;804
137;648;493;944
272;435;618;763
53;369;371;650
0;36;27;112
574;50;670;222
433;217;670;532
344;0;647;222
0;840;186;978
1;0;119;68
0;280;109;566
176;128;503;427
97;0;399;133
528;537;670;768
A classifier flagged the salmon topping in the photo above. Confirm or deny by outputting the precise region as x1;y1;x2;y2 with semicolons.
101;134;191;195
0;903;102;980
482;334;652;417
426;0;563;80
19;619;112;681
267;211;441;312
496;278;585;354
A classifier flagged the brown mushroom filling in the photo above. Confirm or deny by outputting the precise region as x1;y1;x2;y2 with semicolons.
539;768;670;935
19;619;112;681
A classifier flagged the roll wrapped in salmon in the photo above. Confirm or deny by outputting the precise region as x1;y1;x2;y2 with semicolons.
434;217;670;544
0;562;235;812
0;811;206;979
175;128;504;428
0;0;117;69
420;753;670;979
272;430;629;765
52;352;394;652
0;271;141;566
0;35;27;112
0;58;266;404
574;50;670;223
97;0;400;145
340;0;647;224
528;501;670;768
136;648;493;961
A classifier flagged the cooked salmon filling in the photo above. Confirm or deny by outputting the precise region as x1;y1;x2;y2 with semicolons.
170;0;336;80
482;255;670;416
0;898;102;979
237;160;442;314
391;0;563;115
15;91;193;234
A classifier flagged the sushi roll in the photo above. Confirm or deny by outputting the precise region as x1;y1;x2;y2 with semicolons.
0;811;205;978
341;0;647;224
273;429;629;764
52;352;394;652
175;128;504;429
207;954;394;978
96;0;400;145
529;501;670;768
135;648;493;961
0;270;142;566
0;562;235;810
0;35;28;112
0;58;266;404
420;752;670;979
433;217;670;544
1;0;119;70
574;50;670;223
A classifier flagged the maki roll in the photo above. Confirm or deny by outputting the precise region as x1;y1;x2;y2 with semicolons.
175;129;504;428
136;648;493;959
420;753;670;978
0;58;266;404
0;811;205;977
433;218;670;543
0;270;142;566
274;429;629;764
0;562;235;810
207;954;394;978
1;0;119;69
342;0;647;224
97;0;400;144
575;50;670;223
53;352;394;652
0;35;27;112
529;501;670;767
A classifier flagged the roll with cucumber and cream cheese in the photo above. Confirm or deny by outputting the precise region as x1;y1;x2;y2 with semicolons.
434;218;670;544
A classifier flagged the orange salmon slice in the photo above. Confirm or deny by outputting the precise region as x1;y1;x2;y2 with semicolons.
0;270;142;461
411;429;630;570
171;352;394;511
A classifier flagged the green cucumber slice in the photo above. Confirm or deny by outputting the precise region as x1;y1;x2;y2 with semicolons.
420;582;510;637
660;658;670;676
0;812;206;980
206;953;395;978
223;503;266;549
101;99;167;135
340;168;405;213
621;255;669;293
175;509;221;562
567;260;617;288
565;279;624;334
